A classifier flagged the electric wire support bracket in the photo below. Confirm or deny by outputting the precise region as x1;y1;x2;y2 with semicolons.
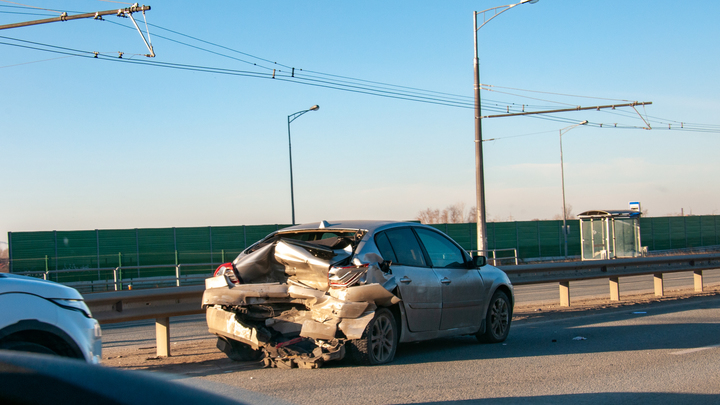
118;3;155;57
0;4;155;57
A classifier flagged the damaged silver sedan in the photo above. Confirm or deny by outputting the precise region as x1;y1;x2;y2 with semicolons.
202;220;513;369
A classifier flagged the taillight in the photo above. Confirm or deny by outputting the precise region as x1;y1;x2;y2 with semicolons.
328;263;369;288
214;262;239;284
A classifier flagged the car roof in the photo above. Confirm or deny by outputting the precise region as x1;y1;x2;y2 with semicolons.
279;220;422;234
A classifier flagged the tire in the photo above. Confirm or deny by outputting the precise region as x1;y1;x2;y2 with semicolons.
476;290;511;343
0;340;58;356
216;337;263;361
349;308;398;365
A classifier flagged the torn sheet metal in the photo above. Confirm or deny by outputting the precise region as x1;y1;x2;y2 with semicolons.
311;296;369;322
232;243;287;284
299;320;337;340
203;233;401;369
287;284;325;305
202;280;291;307
206;305;270;350
274;240;341;291
231;238;352;291
338;312;375;340
265;308;312;335
329;283;401;306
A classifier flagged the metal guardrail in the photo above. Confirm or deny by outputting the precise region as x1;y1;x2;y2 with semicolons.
470;248;519;266
84;285;205;324
499;253;720;306
80;252;720;358
84;285;205;358
15;262;221;292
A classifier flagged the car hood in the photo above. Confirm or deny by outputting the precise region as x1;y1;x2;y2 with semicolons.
0;273;84;300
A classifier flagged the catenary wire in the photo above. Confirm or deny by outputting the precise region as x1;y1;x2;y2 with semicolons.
2;17;718;134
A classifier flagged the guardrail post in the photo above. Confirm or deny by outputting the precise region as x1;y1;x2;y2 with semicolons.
113;267;119;291
609;277;620;301
559;281;570;307
694;270;704;292
175;265;181;287
156;317;170;357
654;273;664;297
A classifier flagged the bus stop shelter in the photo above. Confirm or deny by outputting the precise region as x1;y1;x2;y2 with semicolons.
578;210;643;260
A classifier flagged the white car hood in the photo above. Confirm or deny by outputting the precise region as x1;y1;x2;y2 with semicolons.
0;273;84;300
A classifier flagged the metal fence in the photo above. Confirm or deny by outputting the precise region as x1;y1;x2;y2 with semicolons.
14;262;219;294
8;216;720;274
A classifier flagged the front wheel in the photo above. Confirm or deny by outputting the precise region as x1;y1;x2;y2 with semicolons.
476;290;512;343
0;340;58;356
349;308;398;365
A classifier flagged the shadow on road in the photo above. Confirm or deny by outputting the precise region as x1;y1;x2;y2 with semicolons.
404;392;720;405
391;295;720;366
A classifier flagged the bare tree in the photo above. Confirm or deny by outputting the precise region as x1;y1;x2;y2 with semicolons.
466;206;477;223
553;204;574;220
447;203;465;223
417;208;441;224
417;203;474;224
439;209;449;224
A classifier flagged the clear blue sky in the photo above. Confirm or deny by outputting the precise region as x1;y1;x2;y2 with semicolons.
2;0;719;243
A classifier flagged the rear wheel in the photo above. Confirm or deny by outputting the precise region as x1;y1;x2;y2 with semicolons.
216;337;263;361
476;290;511;343
349;308;398;365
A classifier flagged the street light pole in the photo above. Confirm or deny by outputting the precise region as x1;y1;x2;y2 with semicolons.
287;105;320;225
474;0;538;254
559;120;588;257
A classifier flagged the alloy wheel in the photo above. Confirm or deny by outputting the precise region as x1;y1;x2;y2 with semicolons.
370;313;395;363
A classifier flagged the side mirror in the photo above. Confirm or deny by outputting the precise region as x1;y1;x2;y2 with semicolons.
468;255;486;268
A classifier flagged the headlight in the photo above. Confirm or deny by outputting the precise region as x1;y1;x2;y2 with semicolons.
50;298;92;318
93;321;102;339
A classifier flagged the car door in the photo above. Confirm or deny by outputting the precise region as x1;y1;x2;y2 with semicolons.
413;227;485;330
374;228;442;332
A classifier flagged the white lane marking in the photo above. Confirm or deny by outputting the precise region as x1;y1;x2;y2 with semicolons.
671;343;720;355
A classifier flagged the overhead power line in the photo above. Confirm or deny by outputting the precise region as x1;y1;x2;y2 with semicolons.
1;13;718;134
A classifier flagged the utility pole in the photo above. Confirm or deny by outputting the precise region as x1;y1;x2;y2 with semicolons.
0;4;155;57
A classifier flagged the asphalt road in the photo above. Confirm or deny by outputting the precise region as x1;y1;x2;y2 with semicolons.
179;296;720;405
100;271;720;404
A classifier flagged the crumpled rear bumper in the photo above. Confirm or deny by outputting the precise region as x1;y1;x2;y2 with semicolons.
203;275;400;369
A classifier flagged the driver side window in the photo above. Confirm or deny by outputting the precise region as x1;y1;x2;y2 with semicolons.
414;228;467;268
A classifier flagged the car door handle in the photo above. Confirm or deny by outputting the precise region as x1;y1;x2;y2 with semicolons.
399;276;412;284
441;277;451;285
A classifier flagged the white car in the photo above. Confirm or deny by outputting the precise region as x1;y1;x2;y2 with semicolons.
0;273;102;363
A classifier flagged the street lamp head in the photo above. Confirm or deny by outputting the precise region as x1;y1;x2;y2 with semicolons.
580;120;588;125
309;105;320;111
521;0;539;4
